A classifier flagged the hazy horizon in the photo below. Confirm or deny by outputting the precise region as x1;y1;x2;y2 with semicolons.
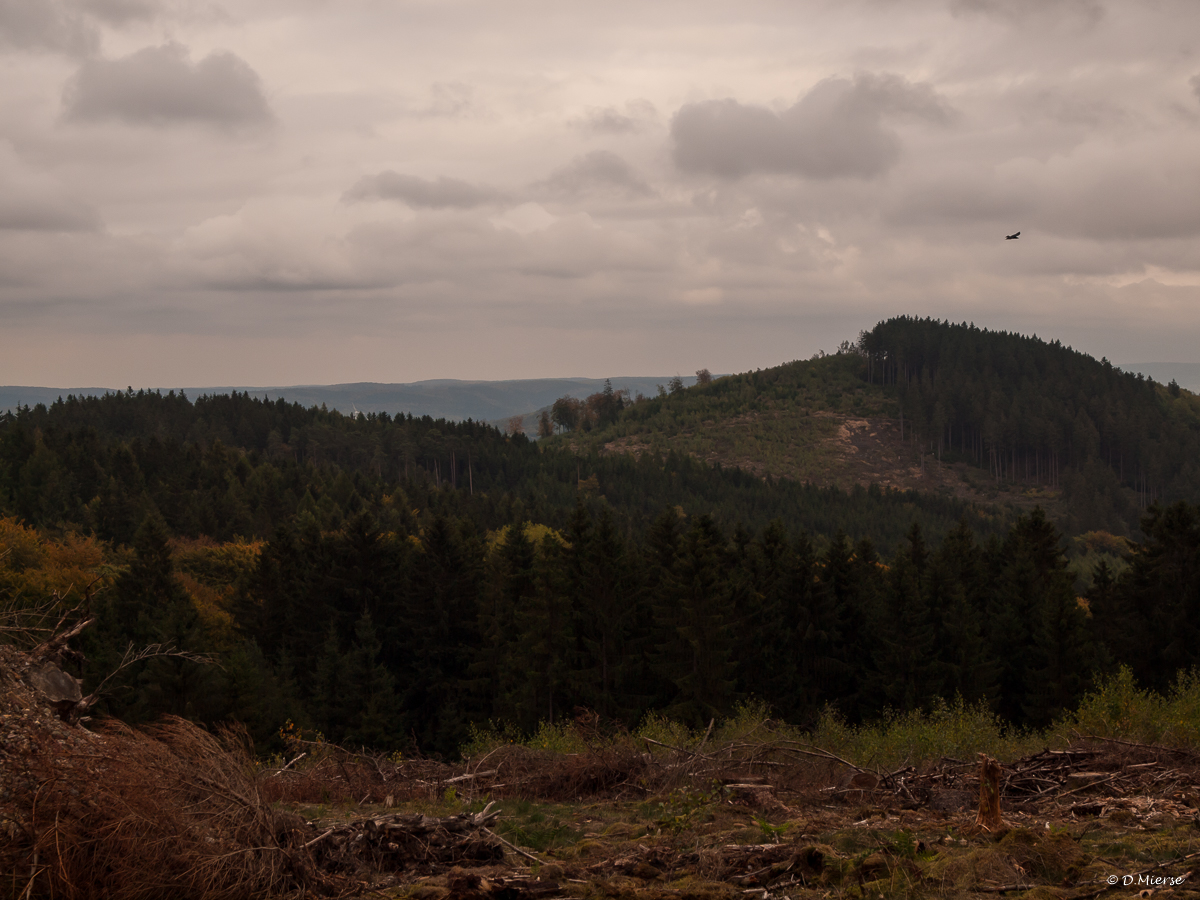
4;356;1199;419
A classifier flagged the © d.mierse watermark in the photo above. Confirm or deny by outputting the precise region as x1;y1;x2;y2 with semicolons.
1105;873;1188;887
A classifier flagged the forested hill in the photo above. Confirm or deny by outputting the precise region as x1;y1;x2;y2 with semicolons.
553;319;1200;537
5;324;1200;760
861;317;1200;534
0;387;985;553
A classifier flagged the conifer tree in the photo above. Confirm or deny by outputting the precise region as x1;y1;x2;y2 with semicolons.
869;549;937;714
655;515;737;724
87;511;214;721
342;610;401;749
403;515;484;755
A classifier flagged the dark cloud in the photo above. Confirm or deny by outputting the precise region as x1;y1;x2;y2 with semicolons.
0;195;98;231
0;0;98;55
671;73;954;181
1192;74;1200;103
950;0;1104;28
63;42;272;128
343;172;501;208
534;150;652;198
575;99;656;134
77;0;157;25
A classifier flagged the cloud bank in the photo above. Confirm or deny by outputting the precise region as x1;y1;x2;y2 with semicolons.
63;42;272;128
2;0;1200;387
344;172;501;208
671;74;954;180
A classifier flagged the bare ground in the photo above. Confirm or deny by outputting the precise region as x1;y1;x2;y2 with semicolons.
601;409;1066;520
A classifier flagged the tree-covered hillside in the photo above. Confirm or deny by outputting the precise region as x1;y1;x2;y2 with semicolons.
861;317;1200;534
0;387;990;553
5;320;1200;760
6;496;1200;760
553;320;1200;537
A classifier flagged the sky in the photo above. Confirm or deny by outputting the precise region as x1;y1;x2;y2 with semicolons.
2;0;1199;387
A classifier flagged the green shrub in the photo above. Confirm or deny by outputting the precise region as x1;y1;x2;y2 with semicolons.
1062;666;1200;749
810;697;1041;767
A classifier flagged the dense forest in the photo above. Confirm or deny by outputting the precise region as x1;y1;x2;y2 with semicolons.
0;387;987;551
3;500;1198;760
1;319;1199;760
554;318;1200;538
860;317;1200;533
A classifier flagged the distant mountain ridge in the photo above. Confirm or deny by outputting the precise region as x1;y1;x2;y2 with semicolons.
0;376;693;422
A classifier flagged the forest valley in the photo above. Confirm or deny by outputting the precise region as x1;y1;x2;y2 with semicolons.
3;317;1200;898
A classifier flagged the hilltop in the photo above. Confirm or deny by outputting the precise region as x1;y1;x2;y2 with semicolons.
548;319;1200;537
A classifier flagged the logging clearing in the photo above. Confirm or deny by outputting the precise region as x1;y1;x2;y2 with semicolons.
7;620;1200;900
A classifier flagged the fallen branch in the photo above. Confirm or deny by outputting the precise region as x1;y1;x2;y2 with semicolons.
778;741;872;776
482;827;544;865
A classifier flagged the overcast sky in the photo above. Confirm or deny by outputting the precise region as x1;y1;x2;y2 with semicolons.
2;0;1199;387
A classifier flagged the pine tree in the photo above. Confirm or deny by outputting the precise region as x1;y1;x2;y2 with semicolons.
869;549;937;714
655;515;737;725
568;505;638;720
402;515;485;755
342;610;401;749
85;511;215;722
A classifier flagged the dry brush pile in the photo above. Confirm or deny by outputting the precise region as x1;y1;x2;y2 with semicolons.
10;619;1200;900
0;638;512;899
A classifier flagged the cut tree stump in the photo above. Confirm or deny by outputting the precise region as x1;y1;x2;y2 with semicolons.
976;754;1004;831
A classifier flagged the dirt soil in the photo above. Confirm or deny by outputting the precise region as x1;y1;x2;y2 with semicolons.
7;637;1200;899
266;739;1200;900
602;409;1065;520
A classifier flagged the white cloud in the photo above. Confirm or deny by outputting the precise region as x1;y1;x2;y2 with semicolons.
490;202;556;235
573;99;657;134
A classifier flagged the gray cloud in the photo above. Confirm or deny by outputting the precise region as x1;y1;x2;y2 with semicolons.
534;150;652;198
950;0;1104;28
0;195;98;231
0;0;98;55
77;0;157;25
1033;151;1200;241
418;82;473;118
575;99;656;134
0;146;100;232
887;176;1032;228
343;172;501;208
63;42;272;128
671;73;954;180
6;1;1200;387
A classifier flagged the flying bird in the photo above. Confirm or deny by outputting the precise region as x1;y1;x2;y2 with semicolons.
1006;231;1020;240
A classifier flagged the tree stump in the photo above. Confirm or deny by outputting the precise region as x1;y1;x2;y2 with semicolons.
976;754;1004;831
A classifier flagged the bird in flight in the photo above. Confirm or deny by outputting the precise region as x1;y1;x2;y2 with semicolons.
1006;231;1020;240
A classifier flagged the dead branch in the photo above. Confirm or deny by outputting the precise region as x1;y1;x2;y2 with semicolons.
71;642;217;722
778;741;873;776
